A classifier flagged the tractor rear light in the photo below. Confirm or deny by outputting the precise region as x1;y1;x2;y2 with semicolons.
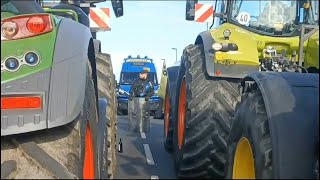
1;21;19;39
27;16;47;33
1;96;42;110
215;70;221;75
1;14;53;41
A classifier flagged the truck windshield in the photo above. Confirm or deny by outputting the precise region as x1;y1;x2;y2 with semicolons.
229;0;319;36
120;72;158;85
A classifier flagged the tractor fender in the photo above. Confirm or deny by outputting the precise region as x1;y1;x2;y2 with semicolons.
194;31;215;77
242;72;319;178
167;66;180;106
96;97;108;176
194;28;260;78
93;39;102;54
48;18;92;129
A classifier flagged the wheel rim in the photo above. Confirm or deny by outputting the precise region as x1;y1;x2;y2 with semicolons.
178;78;186;150
83;121;95;179
232;137;256;179
164;92;170;138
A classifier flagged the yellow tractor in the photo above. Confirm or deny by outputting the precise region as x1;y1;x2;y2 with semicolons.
164;0;319;179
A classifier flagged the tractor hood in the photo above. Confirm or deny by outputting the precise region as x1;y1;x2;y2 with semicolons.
211;23;308;62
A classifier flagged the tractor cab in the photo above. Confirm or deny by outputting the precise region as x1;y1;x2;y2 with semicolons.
186;0;319;73
187;0;318;36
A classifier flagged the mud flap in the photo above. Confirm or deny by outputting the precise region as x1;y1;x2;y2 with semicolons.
128;97;150;133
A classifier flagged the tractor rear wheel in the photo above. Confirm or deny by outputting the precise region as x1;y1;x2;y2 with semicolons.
172;44;241;178
226;87;320;179
1;72;103;179
226;89;270;179
96;52;117;178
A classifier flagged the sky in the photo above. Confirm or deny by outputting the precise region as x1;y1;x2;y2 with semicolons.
95;1;209;81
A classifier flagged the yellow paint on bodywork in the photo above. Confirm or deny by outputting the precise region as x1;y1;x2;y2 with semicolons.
304;29;319;69
210;23;310;66
156;60;167;99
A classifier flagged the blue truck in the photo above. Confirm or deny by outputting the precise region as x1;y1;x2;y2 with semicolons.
117;55;160;115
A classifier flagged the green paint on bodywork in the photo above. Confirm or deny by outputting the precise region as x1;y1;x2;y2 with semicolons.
1;12;19;19
210;23;309;66
1;14;61;84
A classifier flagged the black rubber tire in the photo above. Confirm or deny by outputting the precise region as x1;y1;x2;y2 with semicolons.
154;98;164;119
1;72;102;179
226;89;272;179
172;44;241;178
96;52;117;178
163;66;180;152
117;109;128;116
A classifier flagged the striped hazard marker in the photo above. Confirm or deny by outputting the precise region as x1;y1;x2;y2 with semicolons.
194;4;213;23
89;8;111;31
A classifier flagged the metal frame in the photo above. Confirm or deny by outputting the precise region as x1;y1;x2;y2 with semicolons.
298;25;319;66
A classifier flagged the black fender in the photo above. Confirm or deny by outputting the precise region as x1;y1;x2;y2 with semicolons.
194;31;215;77
87;38;99;108
93;39;102;54
167;66;180;104
96;97;108;178
241;72;319;178
50;4;89;27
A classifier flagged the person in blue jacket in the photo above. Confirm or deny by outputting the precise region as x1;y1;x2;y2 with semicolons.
129;69;155;101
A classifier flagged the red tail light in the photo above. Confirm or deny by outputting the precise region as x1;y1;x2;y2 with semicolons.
27;16;48;33
1;14;53;41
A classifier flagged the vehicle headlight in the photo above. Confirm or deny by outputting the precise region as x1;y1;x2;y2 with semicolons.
212;43;223;51
118;88;129;96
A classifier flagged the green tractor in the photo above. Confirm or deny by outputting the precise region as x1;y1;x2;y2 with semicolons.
1;0;123;179
164;0;319;179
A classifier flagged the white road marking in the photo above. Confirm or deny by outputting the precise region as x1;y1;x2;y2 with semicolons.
151;175;159;179
140;132;146;139
143;144;155;165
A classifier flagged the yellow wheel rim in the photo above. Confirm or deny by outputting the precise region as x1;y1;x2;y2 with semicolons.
232;137;256;179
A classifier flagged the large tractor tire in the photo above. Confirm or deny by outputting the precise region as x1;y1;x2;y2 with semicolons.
226;74;319;179
163;66;180;152
154;98;164;119
1;72;107;179
172;44;241;178
96;52;117;179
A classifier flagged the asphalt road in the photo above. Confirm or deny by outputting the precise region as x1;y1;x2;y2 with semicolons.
115;115;177;179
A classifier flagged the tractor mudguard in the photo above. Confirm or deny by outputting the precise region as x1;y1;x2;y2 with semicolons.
195;30;259;78
195;31;215;77
48;18;92;129
241;72;319;178
97;97;108;174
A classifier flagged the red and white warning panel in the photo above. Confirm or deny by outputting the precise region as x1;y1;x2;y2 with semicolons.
194;4;213;23
89;8;111;31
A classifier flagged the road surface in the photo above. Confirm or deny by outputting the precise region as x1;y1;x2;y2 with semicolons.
115;115;176;179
